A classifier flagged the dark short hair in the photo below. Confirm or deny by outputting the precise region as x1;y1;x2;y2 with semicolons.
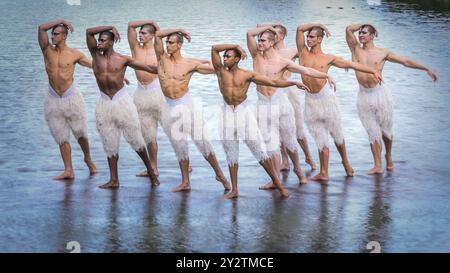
361;24;377;35
99;31;115;41
51;24;68;35
309;27;324;38
225;49;241;60
168;32;183;44
140;24;156;34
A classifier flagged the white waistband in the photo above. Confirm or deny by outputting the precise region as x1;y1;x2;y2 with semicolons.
257;88;285;103
305;84;332;99
164;91;192;107
100;86;128;101
137;79;160;91
359;84;385;93
48;83;76;98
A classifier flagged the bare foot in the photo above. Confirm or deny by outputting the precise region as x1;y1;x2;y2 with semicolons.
386;155;394;171
366;166;384;175
279;188;290;198
85;159;97;175
53;170;74;180
99;180;119;189
225;191;239;199
150;176;160;187
171;183;191;192
294;168;308;184
280;162;290;171
135;168;159;177
259;181;276;190
188;165;193;173
216;176;231;191
311;173;329;181
305;157;317;170
343;162;354;177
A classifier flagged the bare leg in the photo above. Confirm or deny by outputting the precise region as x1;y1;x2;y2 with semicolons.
99;155;119;189
135;148;159;186
383;135;394;171
298;138;317;170
280;144;290;171
172;159;191;192
367;140;383;174
311;147;330;181
204;153;231;191
77;137;97;175
259;155;281;190
225;164;239;199
286;148;308;184
136;142;159;177
259;159;289;197
335;141;354;177
54;142;74;180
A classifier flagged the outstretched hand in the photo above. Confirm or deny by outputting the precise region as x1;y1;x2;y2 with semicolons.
427;69;438;82
295;82;310;92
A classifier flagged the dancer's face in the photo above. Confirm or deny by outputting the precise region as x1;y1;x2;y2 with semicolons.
97;34;113;50
258;33;274;51
51;26;67;45
223;50;239;68
358;27;374;44
306;30;322;47
166;35;181;54
138;28;154;44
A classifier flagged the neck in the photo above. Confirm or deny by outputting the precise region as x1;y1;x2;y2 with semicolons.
310;44;323;54
142;40;154;49
228;64;239;71
54;42;67;51
262;47;277;58
102;47;115;57
170;50;182;61
363;41;375;50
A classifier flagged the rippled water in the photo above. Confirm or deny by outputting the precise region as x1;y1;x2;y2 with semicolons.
0;0;449;252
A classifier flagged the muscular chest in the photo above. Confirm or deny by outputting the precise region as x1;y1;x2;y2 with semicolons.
93;56;126;74
254;58;284;77
134;48;157;66
45;50;76;71
160;61;191;80
354;49;385;69
301;52;329;72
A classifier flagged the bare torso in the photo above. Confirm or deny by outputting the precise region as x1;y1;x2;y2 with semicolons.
158;55;198;99
299;51;333;93
253;54;288;97
92;52;128;97
132;45;158;85
217;68;253;106
352;46;388;88
43;46;81;94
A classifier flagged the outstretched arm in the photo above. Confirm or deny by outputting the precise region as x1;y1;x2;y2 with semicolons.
127;20;160;50
296;23;330;52
193;62;215;75
252;73;310;92
246;25;277;57
345;24;363;53
285;59;336;90
125;56;158;74
86;26;120;56
76;51;92;68
386;52;438;81
211;44;247;70
38;20;73;51
331;56;383;83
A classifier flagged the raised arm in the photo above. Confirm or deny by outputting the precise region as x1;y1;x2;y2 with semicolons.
125;56;158;74
251;73;310;91
331;56;383;83
246;25;277;58
211;44;247;70
296;23;330;52
154;28;191;60
86;26;120;56
38;20;73;51
386;52;438;81
127;20;160;50
345;24;363;53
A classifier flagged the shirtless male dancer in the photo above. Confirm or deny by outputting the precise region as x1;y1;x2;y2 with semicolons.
39;20;97;180
346;23;438;174
86;25;159;188
257;22;316;171
212;44;310;198
296;23;383;181
247;26;334;189
154;28;230;192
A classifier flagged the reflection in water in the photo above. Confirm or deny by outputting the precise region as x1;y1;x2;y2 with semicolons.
105;191;121;252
